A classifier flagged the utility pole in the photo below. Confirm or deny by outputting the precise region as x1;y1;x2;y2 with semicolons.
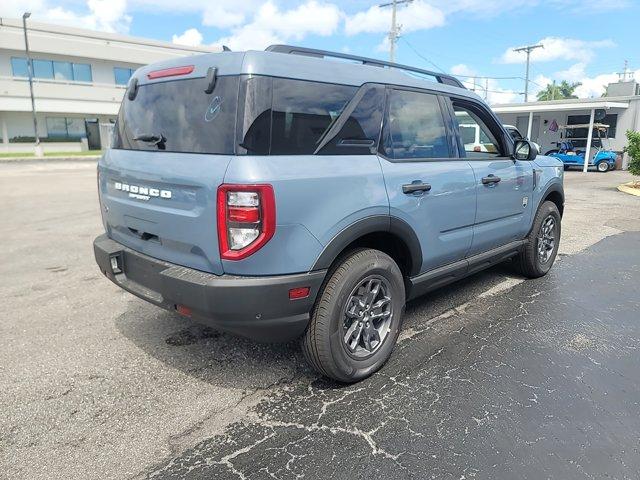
22;12;42;157
379;0;413;63
514;44;543;102
617;60;630;82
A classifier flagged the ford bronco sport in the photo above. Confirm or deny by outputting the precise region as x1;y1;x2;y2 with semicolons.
94;45;564;383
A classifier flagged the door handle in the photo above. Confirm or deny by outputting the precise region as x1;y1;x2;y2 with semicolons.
482;175;501;185
402;181;432;194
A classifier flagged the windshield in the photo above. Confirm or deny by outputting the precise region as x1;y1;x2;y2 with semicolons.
113;76;238;154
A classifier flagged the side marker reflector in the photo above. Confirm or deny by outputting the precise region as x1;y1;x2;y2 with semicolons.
175;304;193;317
289;287;310;300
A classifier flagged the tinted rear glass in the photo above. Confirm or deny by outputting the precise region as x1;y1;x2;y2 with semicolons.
384;89;449;159
113;76;238;154
271;79;357;155
239;77;358;155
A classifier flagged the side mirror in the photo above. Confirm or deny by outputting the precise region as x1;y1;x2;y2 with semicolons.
513;139;538;161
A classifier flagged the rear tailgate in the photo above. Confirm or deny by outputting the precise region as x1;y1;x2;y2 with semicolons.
98;56;242;275
99;150;231;274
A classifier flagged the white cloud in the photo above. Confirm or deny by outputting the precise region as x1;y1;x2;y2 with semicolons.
344;0;445;36
201;5;247;29
450;63;474;76
0;0;131;33
575;72;619;98
501;37;615;64
212;1;341;51
556;63;633;98
527;63;640;99
172;28;203;46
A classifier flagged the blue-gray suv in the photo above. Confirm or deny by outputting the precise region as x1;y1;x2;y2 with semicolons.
94;45;564;383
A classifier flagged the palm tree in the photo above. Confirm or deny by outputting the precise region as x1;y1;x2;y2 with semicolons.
536;80;582;101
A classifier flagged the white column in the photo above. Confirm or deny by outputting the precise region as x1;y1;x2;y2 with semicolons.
1;117;7;142
526;111;533;140
583;108;595;173
1;116;8;152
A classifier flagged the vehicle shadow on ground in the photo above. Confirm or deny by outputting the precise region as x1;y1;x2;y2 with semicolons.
114;262;519;390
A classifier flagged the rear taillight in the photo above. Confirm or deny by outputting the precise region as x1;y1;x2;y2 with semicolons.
217;184;275;260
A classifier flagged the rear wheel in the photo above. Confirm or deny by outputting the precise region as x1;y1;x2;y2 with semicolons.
597;161;610;172
517;201;561;278
301;248;405;383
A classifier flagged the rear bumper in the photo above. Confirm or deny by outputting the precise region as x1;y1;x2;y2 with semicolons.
93;234;326;342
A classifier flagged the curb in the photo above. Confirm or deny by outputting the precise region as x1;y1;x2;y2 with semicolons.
617;182;640;197
0;156;100;164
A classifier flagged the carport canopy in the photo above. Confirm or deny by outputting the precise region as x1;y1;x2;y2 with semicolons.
493;100;629;172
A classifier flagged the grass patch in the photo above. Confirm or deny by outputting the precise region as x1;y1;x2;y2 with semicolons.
0;150;103;159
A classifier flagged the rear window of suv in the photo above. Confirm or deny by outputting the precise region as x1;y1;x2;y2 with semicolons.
113;76;238;154
113;75;374;156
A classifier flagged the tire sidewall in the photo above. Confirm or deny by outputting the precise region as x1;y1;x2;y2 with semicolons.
532;202;561;275
322;251;405;382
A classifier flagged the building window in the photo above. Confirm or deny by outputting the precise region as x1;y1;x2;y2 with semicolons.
114;67;135;86
11;57;92;82
11;57;29;77
33;59;54;79
46;117;87;140
73;63;93;82
53;61;73;80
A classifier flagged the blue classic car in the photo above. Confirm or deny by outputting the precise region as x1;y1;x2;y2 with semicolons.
546;123;616;172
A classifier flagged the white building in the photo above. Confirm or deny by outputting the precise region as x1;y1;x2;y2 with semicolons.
494;81;640;170
0;17;214;153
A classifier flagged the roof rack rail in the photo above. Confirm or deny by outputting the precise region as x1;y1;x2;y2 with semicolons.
265;44;466;89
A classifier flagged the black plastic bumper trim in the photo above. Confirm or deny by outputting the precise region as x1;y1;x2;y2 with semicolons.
93;234;326;342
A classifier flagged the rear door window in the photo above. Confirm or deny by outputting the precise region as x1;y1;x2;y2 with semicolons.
113;76;239;154
270;79;357;155
317;85;385;155
382;89;450;160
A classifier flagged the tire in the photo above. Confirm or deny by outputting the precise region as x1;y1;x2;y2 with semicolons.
563;165;570;171
301;248;405;383
545;149;559;156
597;161;610;172
517;201;561;278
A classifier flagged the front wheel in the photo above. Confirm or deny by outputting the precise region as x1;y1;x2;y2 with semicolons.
301;248;405;383
597;161;610;172
517;201;561;278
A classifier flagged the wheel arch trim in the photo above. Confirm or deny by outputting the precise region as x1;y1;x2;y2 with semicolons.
311;215;423;276
540;182;565;216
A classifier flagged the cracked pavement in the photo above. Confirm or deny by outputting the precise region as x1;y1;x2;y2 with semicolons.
148;232;640;480
1;163;639;479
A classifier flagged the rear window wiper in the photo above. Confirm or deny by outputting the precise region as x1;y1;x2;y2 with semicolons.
134;133;166;150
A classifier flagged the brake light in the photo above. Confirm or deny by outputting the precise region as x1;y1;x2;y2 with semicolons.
217;184;276;260
147;65;194;79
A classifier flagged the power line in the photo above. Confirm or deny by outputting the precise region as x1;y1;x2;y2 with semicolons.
399;37;446;72
401;38;534;83
400;37;543;100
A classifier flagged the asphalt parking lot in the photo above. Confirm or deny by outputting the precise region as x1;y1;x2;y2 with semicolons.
1;162;639;479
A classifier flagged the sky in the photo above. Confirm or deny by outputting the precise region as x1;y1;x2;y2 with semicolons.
3;0;640;104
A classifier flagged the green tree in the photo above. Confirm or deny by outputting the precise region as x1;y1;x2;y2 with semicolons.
536;80;582;101
624;130;640;186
